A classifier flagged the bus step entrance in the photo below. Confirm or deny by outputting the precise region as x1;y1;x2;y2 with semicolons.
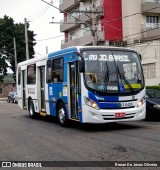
40;112;46;116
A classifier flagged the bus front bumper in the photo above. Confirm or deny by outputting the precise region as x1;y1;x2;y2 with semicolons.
81;103;146;123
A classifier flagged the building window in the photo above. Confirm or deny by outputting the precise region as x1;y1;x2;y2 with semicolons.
69;31;77;40
52;57;64;83
146;16;159;29
142;63;156;79
27;64;36;84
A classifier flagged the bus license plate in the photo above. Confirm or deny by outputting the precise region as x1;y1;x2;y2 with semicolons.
115;112;126;118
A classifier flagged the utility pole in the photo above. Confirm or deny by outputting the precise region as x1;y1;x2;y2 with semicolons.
24;18;29;60
91;0;98;46
75;0;98;45
41;0;100;46
46;46;48;54
13;37;17;78
92;18;98;46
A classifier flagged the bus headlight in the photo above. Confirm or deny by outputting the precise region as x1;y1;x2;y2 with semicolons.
84;97;99;110
137;97;145;108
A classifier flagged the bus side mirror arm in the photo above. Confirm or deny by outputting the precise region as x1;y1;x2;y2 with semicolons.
74;51;85;73
139;54;142;61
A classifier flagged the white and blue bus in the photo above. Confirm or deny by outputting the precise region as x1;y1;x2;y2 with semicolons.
17;46;146;126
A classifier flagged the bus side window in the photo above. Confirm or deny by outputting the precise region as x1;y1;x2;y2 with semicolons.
46;60;51;84
27;64;36;84
52;57;64;83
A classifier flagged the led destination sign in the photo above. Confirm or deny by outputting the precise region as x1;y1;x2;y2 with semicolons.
84;54;130;62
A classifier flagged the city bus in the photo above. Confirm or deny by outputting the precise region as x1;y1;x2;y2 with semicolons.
17;46;146;126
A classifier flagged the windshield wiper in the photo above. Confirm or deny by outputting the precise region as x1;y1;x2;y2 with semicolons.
99;62;110;94
117;66;134;93
104;62;109;86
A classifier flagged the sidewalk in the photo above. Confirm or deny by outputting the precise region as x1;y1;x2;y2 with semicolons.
0;98;7;101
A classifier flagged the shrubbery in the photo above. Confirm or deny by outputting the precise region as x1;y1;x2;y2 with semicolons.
146;85;160;91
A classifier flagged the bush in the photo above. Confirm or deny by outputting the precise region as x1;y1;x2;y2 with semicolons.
146;85;160;91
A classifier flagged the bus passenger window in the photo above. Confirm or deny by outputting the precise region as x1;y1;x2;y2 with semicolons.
52;57;64;83
27;64;36;84
46;60;51;84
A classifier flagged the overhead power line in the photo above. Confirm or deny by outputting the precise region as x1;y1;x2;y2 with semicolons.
102;21;160;40
41;0;160;46
125;36;160;47
41;0;100;45
36;35;63;41
29;6;50;22
28;5;49;21
124;26;160;39
103;5;160;23
28;0;59;22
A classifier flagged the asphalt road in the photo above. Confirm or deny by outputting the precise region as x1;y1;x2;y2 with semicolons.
0;101;160;169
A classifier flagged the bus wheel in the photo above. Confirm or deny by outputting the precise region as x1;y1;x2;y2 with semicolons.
29;99;37;119
57;103;68;127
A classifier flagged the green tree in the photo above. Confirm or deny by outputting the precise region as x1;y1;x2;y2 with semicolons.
0;15;14;82
0;15;36;82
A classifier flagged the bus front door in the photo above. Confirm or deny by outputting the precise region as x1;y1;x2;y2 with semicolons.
69;62;79;119
40;66;45;112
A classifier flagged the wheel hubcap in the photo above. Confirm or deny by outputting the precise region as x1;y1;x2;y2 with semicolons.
58;107;65;123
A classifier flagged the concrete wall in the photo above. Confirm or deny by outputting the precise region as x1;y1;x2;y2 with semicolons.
0;83;16;98
132;40;160;86
122;0;144;42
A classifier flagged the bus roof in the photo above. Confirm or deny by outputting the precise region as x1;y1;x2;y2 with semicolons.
17;55;48;66
48;47;78;58
18;46;137;66
48;46;137;59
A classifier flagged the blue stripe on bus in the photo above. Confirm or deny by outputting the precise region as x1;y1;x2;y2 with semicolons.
78;94;82;123
98;103;121;109
48;83;68;116
88;91;119;102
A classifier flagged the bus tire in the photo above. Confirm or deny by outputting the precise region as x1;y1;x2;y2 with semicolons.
29;99;37;119
57;103;68;127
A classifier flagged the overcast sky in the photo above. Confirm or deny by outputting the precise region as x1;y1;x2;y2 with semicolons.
0;0;63;56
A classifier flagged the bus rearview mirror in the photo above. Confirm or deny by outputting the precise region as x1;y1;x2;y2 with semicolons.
139;54;142;61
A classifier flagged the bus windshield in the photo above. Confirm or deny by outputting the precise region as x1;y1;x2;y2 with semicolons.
82;49;144;94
